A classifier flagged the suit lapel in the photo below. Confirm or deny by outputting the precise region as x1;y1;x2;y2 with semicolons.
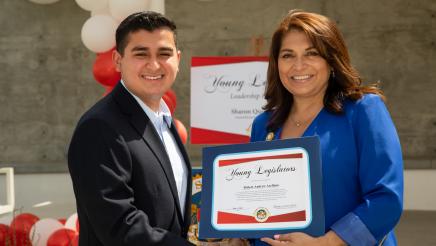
111;83;183;219
169;121;192;229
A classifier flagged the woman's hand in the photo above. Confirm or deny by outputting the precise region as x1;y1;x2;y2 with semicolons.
261;231;346;246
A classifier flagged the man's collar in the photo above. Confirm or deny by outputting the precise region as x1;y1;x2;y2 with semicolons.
120;79;172;127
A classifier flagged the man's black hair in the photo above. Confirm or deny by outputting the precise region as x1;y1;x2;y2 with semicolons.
115;11;177;55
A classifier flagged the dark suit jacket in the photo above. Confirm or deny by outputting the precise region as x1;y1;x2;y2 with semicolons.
68;83;193;246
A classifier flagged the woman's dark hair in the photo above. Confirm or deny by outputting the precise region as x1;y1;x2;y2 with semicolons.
115;11;177;55
264;10;384;131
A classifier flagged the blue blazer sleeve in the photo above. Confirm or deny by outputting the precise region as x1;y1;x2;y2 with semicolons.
332;95;404;244
356;95;404;238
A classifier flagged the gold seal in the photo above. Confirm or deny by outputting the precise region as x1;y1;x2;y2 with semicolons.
254;207;270;222
266;132;274;141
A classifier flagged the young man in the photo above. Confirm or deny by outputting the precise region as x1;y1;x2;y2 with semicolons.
68;12;193;245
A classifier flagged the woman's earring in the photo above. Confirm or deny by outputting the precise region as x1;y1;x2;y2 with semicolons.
331;69;335;78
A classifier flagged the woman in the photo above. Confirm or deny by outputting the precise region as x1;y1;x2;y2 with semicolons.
250;10;403;246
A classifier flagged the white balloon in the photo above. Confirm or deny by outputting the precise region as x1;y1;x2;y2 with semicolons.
81;15;118;53
75;0;107;12
28;0;60;4
91;5;112;17
65;213;79;232
109;0;150;22
29;218;63;246
149;0;165;15
0;214;13;225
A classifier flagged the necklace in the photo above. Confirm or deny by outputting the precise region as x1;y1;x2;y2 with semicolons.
289;104;323;128
289;116;304;127
289;113;318;128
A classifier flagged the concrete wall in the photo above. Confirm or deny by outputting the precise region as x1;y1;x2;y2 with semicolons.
0;0;100;172
404;170;436;210
0;0;435;171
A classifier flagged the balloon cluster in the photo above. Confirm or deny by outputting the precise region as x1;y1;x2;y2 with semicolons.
77;0;164;91
78;0;165;51
0;212;79;246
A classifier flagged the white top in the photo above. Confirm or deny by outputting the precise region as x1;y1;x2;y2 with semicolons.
120;80;188;217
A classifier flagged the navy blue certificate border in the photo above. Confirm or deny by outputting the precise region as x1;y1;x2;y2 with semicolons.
199;136;325;239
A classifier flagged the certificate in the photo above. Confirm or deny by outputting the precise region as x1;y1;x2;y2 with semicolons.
199;136;324;239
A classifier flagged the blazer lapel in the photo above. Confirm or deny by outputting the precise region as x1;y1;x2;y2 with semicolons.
111;83;183;218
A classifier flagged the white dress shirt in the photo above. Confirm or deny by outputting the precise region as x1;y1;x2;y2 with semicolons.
120;80;188;217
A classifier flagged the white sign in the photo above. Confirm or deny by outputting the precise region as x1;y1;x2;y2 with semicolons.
190;57;268;144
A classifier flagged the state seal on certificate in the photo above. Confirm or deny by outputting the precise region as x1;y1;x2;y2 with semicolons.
254;207;270;222
199;136;324;239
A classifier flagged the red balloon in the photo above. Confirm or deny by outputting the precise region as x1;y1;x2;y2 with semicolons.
10;213;39;246
76;218;80;233
93;48;121;87
165;89;177;108
102;85;114;97
174;119;188;144
47;228;77;246
72;234;79;246
0;224;13;246
163;94;175;115
58;218;66;225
